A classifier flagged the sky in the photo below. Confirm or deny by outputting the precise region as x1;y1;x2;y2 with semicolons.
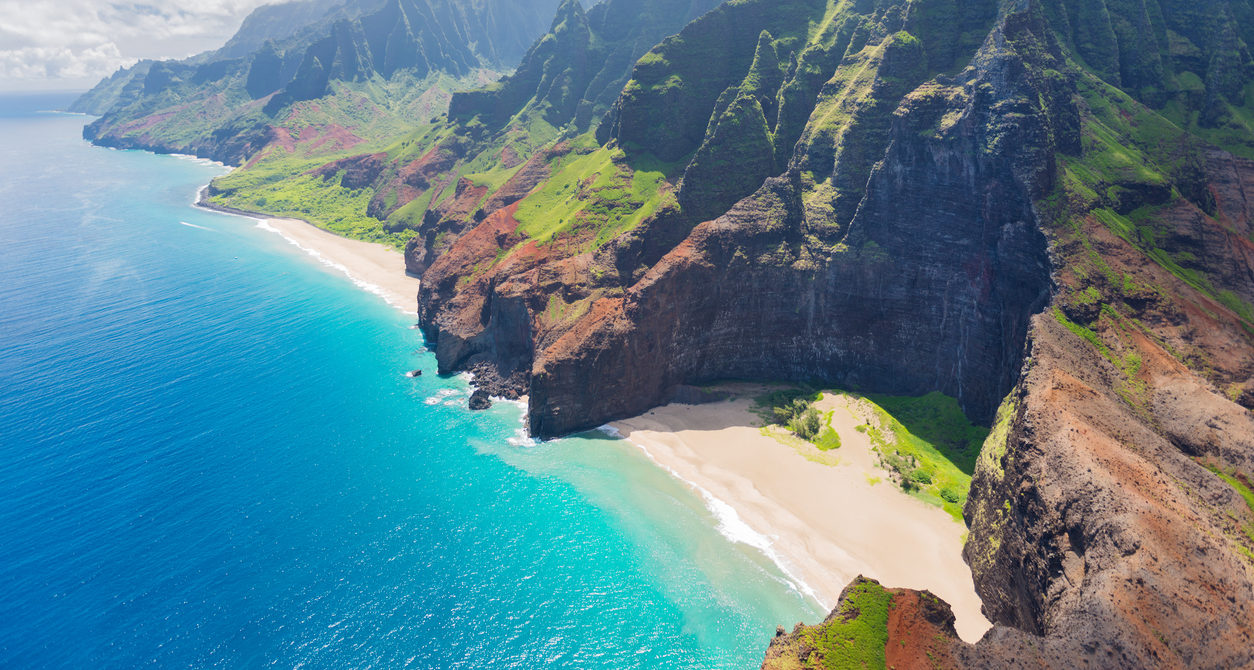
0;0;283;92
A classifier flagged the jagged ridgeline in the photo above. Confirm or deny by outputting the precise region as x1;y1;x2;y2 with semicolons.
202;0;725;248
192;0;1254;432
76;0;565;164
412;0;1040;435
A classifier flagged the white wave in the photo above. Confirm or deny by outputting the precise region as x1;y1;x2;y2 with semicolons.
170;153;227;168
616;435;822;605
499;397;537;447
177;221;213;231
595;424;622;439
251;219;411;313
494;396;528;411
700;493;773;553
506;428;537;448
424;388;462;405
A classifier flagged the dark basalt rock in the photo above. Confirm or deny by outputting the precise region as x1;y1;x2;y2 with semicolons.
525;3;1065;437
467;389;492;410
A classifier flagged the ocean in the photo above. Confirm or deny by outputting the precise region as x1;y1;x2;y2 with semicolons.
0;93;821;667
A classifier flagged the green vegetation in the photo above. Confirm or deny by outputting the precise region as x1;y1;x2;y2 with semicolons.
512;138;675;250
1208;465;1254;515
1052;307;1150;412
761;388;831;445
1205;464;1254;564
207;150;410;249
861;392;986;475
754;386;822;418
757;388;983;517
855;392;988;523
797;578;892;669
1058;73;1254;330
977;391;1019;480
814;412;843;451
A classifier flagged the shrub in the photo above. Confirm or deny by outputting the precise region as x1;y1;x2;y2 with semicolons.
791;407;822;441
939;485;962;504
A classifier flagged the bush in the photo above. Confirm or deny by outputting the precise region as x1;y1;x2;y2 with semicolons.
790;407;822;441
772;397;812;425
939;485;962;504
909;468;933;486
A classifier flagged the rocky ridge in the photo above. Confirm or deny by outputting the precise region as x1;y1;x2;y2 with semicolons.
76;0;563;165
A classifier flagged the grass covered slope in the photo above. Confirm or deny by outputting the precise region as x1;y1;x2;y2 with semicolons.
762;577;964;670
856;393;986;523
508;137;675;250
756;388;987;523
191;0;721;272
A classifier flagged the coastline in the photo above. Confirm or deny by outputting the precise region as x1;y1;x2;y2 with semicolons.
190;177;988;642
610;387;992;643
196;194;421;315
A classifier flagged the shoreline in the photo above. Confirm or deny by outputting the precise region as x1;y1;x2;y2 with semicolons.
610;388;992;643
189;179;989;641
196;193;421;315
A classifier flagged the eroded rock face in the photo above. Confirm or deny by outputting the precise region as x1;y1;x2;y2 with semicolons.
956;315;1254;668
524;6;1064;436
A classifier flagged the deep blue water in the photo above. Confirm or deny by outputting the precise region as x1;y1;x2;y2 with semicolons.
0;102;819;667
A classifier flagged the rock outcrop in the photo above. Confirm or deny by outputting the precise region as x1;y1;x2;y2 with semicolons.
762;577;963;670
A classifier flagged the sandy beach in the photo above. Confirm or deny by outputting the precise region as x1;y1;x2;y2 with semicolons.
611;387;992;642
257;217;420;314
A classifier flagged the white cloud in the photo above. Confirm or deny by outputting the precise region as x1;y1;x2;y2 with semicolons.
0;0;283;89
0;43;133;80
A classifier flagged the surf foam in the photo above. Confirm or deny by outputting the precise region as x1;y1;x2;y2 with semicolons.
611;427;823;605
252;219;411;313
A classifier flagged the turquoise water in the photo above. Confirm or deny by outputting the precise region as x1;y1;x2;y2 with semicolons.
0;96;820;667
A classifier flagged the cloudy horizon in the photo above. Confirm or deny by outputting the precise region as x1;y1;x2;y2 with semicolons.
0;0;288;92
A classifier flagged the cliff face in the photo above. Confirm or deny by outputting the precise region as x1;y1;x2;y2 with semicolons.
448;0;725;129
953;315;1254;668
425;0;1065;435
